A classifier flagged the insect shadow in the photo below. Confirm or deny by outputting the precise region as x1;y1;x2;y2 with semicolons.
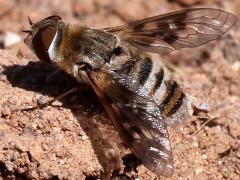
2;61;138;178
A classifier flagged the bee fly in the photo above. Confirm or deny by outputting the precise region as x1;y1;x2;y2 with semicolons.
23;8;236;177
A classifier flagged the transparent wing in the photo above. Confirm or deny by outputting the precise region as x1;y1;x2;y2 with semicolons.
86;70;173;177
103;8;237;54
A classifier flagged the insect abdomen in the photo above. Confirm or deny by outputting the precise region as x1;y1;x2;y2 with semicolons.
123;54;193;121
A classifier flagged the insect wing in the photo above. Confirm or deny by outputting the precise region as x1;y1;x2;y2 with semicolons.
104;8;237;54
86;71;173;177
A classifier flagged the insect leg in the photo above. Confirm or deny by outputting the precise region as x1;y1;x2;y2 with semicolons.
15;86;90;112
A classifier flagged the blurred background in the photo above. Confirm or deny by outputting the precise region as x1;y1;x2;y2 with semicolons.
0;0;239;180
1;0;239;50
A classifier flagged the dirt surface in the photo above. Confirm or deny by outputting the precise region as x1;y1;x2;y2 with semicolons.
0;0;240;179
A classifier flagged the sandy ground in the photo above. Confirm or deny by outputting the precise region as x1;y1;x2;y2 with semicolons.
0;0;240;179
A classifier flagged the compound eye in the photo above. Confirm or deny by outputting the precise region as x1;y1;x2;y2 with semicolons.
32;25;57;63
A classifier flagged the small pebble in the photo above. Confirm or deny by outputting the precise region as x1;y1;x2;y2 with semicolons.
5;161;14;171
195;167;203;175
199;103;210;111
81;135;88;141
1;107;11;116
0;31;21;48
37;95;45;105
193;142;199;148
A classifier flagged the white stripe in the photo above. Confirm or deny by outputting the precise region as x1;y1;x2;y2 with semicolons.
139;60;161;95
48;31;58;62
153;67;171;103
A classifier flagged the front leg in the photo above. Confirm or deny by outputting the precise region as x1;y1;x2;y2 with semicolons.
14;85;92;112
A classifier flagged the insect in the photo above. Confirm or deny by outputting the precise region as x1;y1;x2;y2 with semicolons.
23;8;236;177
